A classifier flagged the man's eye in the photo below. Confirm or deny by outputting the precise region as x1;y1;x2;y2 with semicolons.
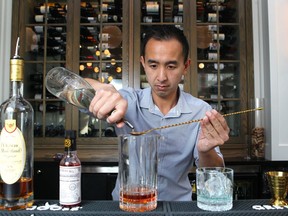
167;65;176;70
149;64;157;69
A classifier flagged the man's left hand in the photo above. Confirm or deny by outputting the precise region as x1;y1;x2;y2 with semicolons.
197;109;230;153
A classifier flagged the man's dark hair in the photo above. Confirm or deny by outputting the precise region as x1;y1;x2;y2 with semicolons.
141;25;190;63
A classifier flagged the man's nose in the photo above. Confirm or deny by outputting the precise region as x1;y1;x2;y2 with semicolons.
157;67;167;81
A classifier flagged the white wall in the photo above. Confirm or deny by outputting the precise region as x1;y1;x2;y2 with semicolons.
253;0;288;160
0;0;12;103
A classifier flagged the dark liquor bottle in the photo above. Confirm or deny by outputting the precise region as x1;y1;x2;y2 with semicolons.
0;38;34;210
104;125;117;137
47;26;66;37
38;46;65;56
173;2;183;15
30;73;43;82
38;104;65;112
59;130;81;207
219;2;237;23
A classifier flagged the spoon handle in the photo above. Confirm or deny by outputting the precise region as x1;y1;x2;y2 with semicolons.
130;107;264;136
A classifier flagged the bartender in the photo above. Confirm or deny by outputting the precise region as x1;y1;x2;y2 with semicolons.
86;25;229;201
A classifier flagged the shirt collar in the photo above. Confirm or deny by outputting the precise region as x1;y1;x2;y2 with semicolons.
140;87;194;117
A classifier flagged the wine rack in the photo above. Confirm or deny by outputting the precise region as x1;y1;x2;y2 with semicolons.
78;0;123;138
12;0;253;152
139;0;185;90
195;0;244;138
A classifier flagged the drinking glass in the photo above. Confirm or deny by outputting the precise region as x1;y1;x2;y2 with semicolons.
196;167;234;211
118;134;161;212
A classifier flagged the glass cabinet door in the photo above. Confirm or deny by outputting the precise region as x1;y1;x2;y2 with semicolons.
78;0;123;138
14;0;252;149
196;0;246;139
137;0;185;90
24;1;68;139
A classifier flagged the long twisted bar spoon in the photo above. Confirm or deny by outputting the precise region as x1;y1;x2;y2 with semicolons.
130;107;264;136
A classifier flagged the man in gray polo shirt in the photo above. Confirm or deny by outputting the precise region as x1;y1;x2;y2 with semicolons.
87;25;230;201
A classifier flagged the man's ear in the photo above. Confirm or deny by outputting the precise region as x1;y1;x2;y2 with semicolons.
140;56;145;68
183;59;191;75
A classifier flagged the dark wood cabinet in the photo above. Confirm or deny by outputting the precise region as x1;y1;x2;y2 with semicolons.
12;0;254;159
34;161;118;200
34;160;286;200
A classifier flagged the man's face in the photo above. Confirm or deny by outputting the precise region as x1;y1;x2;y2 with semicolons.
140;38;190;99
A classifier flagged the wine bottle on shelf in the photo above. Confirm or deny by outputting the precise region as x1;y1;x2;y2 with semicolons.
98;14;121;22
80;46;98;61
103;0;115;3
104;125;117;137
80;16;97;23
47;27;66;37
101;3;116;14
35;15;66;23
30;73;43;82
173;3;183;15
0;38;34;210
81;7;98;17
142;1;160;15
34;5;66;18
80;34;98;43
143;16;160;23
38;104;65;113
32;83;43;93
219;4;237;23
38;46;65;56
37;35;65;46
59;130;81;208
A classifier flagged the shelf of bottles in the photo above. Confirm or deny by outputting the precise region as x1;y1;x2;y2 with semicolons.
196;0;241;137
140;0;184;90
23;1;68;138
78;0;123;138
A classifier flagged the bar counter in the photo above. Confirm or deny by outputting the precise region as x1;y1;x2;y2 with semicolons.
1;200;288;215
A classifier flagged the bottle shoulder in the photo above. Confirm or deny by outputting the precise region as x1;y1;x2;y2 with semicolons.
60;153;81;166
0;97;34;113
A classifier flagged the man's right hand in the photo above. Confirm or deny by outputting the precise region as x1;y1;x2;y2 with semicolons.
86;78;128;128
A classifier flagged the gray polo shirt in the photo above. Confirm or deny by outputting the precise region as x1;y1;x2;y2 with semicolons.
112;87;223;201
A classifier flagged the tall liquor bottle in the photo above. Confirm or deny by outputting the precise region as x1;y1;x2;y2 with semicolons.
0;38;34;210
59;130;81;207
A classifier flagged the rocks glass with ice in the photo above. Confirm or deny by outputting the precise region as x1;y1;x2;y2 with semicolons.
196;167;233;211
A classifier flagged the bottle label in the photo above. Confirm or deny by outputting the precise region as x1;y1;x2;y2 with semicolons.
208;13;217;22
146;4;159;13
59;166;81;205
35;15;44;22
0;119;26;184
102;3;108;11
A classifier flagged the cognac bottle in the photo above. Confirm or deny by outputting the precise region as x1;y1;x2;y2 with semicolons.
0;38;34;210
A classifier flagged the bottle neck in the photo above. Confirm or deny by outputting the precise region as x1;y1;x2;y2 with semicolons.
10;58;24;97
10;80;24;97
65;148;77;155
